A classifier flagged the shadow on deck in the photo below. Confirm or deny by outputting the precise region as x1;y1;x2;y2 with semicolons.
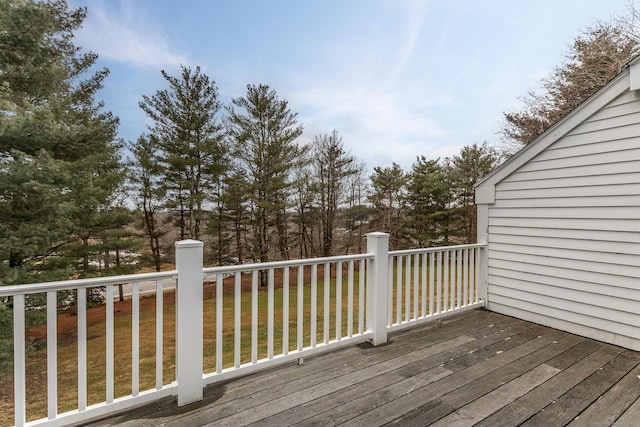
78;309;640;427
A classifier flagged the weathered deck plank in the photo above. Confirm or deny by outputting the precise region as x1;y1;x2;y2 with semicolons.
78;309;640;427
285;317;537;426
341;326;565;427
613;396;640;427
430;364;561;427
567;353;640;427
474;339;615;427
520;352;640;427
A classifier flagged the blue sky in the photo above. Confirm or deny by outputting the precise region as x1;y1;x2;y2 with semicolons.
69;0;631;170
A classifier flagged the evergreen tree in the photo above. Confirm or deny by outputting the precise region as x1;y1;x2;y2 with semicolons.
218;168;249;264
129;135;166;272
368;163;407;249
343;161;371;254
0;0;124;284
0;0;125;368
139;65;226;242
450;143;498;243
63;145;127;278
405;156;458;246
0;151;72;282
291;150;317;258
311;130;358;256
226;84;304;265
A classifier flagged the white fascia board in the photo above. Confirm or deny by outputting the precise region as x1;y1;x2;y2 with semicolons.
631;61;640;92
476;70;630;188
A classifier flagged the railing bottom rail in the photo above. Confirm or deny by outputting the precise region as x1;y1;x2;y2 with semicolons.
387;302;485;334
203;332;373;387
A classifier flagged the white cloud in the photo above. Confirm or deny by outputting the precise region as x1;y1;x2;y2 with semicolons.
74;2;186;69
294;86;451;169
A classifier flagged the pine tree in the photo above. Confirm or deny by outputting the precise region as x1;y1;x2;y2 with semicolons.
450;143;498;243
404;157;459;246
368;163;407;249
0;151;71;283
129;135;166;271
0;0;125;284
0;0;125;367
343;161;370;254
139;65;226;242
226;84;304;266
217;168;249;264
291;155;318;258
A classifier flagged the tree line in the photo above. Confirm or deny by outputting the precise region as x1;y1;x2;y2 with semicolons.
132;65;500;272
2;0;640;287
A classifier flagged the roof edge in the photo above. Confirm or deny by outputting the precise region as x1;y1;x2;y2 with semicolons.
476;66;632;198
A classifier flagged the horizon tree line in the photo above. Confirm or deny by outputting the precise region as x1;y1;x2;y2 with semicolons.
131;63;501;270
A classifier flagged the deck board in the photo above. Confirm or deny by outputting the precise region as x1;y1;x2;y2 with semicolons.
520;352;640;427
78;309;640;427
613;397;640;427
566;357;640;427
474;339;613;427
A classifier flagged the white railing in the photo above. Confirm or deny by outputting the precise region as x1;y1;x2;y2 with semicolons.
1;270;177;427
199;252;372;387
0;233;485;427
387;244;484;332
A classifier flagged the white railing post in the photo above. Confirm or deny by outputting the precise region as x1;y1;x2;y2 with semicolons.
366;232;389;345
476;205;489;305
175;239;204;406
14;294;25;427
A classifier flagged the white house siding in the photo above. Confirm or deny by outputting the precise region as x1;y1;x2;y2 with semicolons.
486;89;640;351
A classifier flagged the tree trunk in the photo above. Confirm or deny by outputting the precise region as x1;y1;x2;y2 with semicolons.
152;235;162;272
9;251;23;268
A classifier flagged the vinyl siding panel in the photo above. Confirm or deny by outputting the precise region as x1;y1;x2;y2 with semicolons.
517;146;640;171
489;217;640;233
506;160;640;181
489;225;640;243
493;195;637;208
567;90;639;127
571;110;640;134
489;258;638;291
490;284;638;331
486;90;640;351
498;172;640;190
489;266;640;300
488;298;639;350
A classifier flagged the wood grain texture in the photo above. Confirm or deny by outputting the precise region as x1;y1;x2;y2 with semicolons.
76;310;640;427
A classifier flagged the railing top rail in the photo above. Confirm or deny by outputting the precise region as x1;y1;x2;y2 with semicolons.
203;252;374;275
0;243;485;296
0;253;375;296
389;243;486;256
0;270;177;297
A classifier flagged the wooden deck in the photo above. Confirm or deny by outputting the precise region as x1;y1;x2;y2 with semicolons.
79;309;640;427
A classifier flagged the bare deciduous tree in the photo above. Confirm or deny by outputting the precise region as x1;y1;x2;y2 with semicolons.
501;18;639;151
